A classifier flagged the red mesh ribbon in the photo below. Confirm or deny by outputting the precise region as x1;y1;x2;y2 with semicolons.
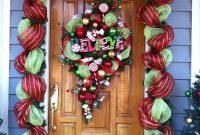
14;51;28;74
142;51;166;70
148;25;174;52
62;35;70;52
137;4;160;27
149;71;175;98
23;0;47;21
28;126;47;135
150;0;174;6
14;99;32;128
138;97;160;130
18;24;45;51
163;125;174;135
22;74;46;102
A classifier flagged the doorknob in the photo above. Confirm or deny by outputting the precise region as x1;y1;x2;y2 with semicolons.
50;83;59;131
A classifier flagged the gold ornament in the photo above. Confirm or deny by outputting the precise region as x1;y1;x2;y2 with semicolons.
98;70;106;78
82;87;87;92
186;117;193;124
93;22;98;28
108;51;116;58
82;18;89;25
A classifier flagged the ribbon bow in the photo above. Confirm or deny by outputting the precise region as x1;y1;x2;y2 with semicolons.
14;48;44;74
14;51;28;74
14;99;32;128
147;25;174;52
22;74;46;102
18;24;46;51
139;98;171;130
142;49;172;70
23;0;47;21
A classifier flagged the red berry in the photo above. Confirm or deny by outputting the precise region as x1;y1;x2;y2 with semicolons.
75;27;86;38
103;61;113;68
92;94;97;99
79;94;85;101
197;91;200;97
84;79;92;88
111;6;116;11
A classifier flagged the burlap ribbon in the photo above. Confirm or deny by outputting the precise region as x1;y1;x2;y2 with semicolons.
23;0;47;21
18;24;45;51
22;74;46;102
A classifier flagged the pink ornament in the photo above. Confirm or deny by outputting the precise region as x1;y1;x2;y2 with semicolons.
99;3;109;13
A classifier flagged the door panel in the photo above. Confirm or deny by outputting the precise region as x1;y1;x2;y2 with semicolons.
49;0;145;135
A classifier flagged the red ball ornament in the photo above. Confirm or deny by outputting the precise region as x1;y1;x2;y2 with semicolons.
75;27;86;38
102;24;108;30
92;3;97;9
84;79;92;88
103;61;113;68
79;94;85;101
90;14;102;24
69;64;75;68
92;94;97;99
111;6;116;11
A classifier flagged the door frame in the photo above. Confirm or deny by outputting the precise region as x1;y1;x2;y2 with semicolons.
47;0;145;134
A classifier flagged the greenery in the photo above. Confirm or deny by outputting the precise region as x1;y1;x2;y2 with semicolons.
182;74;200;134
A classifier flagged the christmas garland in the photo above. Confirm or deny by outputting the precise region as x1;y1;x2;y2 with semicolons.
14;0;48;134
137;0;175;134
183;74;200;134
60;0;132;123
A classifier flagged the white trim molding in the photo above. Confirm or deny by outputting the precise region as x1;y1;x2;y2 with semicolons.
43;0;51;132
191;0;200;83
0;0;10;134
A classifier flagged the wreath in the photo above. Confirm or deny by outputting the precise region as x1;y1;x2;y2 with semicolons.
60;0;132;122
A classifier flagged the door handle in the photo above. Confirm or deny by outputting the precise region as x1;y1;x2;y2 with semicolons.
50;83;59;131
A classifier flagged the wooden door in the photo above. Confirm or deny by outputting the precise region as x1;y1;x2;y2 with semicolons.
49;0;145;135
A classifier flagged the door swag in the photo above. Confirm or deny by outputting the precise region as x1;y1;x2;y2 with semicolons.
13;0;176;134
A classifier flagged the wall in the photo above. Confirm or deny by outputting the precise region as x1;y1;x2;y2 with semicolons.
168;0;192;134
8;0;191;134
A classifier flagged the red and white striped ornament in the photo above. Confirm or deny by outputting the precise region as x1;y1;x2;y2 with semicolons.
99;3;109;13
89;63;98;72
72;44;81;52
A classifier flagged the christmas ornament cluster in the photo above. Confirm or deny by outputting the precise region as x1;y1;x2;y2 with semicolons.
60;1;132;122
137;0;175;134
183;74;200;135
14;0;48;134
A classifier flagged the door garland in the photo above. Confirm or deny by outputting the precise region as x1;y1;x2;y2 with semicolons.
137;0;175;134
13;0;176;134
14;0;48;134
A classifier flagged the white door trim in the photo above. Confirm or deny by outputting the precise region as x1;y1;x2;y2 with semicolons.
43;0;51;132
0;0;10;134
191;0;200;83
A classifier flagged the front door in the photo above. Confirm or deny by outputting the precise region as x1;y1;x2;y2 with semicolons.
49;0;145;134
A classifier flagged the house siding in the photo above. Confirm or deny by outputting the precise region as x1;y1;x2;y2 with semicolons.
8;0;191;134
